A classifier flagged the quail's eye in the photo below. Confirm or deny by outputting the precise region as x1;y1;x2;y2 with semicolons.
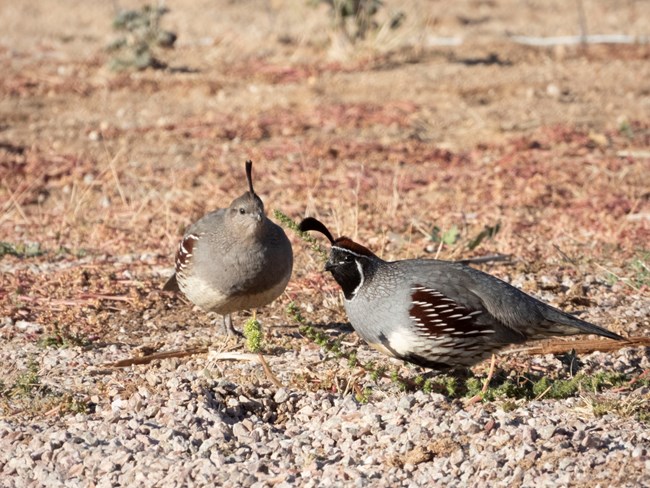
239;208;246;215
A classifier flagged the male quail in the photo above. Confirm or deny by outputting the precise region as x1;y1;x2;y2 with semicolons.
164;161;293;335
299;217;624;370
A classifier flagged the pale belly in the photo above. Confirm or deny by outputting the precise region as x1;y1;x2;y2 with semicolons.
179;271;290;315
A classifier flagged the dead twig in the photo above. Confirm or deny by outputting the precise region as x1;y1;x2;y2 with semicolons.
15;294;134;309
466;353;497;405
1;181;30;223
509;34;647;46
78;293;134;303
258;353;284;388
552;244;578;266
593;262;641;291
611;369;650;393
106;346;209;367
457;253;512;266
502;336;650;357
533;383;554;401
209;350;284;387
482;354;497;394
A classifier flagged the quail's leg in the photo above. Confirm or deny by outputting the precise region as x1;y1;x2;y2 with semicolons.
222;313;243;337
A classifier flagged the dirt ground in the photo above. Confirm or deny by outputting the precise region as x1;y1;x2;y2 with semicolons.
1;0;649;416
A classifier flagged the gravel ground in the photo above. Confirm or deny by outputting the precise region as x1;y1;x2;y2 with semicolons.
2;1;649;486
1;315;649;488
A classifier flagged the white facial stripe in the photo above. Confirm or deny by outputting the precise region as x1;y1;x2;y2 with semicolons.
332;246;369;260
346;260;365;301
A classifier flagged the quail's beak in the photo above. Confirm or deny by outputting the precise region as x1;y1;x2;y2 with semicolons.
324;259;335;272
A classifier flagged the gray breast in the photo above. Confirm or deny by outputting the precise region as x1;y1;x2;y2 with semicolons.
344;265;409;345
179;218;292;314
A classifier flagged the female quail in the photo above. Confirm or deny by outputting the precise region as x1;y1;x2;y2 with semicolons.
164;161;293;335
299;217;624;370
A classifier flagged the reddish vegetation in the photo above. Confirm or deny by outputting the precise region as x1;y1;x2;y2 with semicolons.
1;2;648;355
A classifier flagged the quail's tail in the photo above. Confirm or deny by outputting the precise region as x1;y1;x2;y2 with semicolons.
533;305;625;341
162;273;180;292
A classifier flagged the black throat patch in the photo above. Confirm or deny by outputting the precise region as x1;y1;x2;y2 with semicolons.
326;237;378;301
327;247;367;300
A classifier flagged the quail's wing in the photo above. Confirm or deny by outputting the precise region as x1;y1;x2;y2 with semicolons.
408;260;622;341
398;260;528;344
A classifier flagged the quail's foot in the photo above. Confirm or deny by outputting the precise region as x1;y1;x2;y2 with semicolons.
222;314;244;337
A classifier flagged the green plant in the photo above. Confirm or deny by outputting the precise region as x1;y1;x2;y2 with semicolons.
38;330;91;349
472;371;631;402
618;119;634;139
62;396;90;415
500;400;518;412
467;223;501;251
355;386;373;403
422;375;458;396
286;301;410;391
431;225;460;246
430;221;501;254
274;210;328;261
243;317;263;353
584;395;649;424
630;256;650;288
0;241;43;259
107;4;177;71
0;242;90;261
2;361;91;418
597;252;650;291
56;246;89;259
314;0;405;42
10;361;44;398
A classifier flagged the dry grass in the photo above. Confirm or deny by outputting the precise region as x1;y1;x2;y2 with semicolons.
0;1;648;417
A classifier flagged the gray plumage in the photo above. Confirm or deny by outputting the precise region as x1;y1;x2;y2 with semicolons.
164;161;293;335
299;217;624;370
